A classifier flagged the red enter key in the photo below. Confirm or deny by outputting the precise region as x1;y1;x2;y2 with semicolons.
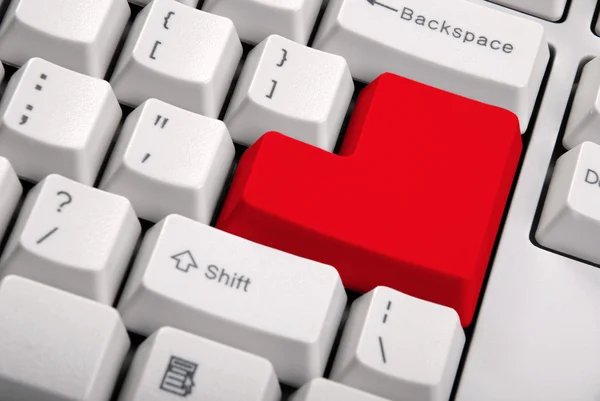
217;73;522;326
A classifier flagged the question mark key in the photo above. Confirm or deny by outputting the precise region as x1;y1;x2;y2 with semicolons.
0;174;141;304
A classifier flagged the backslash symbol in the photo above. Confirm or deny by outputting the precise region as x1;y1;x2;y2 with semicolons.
160;356;197;397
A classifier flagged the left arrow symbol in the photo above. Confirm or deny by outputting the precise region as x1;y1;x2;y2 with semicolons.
171;250;198;273
366;0;398;11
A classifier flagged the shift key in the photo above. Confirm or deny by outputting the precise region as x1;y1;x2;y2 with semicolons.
313;0;549;132
117;214;347;387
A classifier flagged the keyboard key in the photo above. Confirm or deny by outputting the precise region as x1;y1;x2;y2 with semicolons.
132;0;198;7
202;0;322;45
119;327;281;401
563;57;600;149
0;174;140;304
291;379;391;401
0;275;129;401
536;142;600;264
487;0;567;21
0;0;130;78
111;0;242;118
0;158;21;240
217;73;522;327
118;214;346;386
313;0;549;132
330;287;465;401
0;58;122;185
101;99;235;223
225;35;353;150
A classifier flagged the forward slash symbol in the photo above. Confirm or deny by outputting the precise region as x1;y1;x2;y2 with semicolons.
36;227;58;244
366;0;398;12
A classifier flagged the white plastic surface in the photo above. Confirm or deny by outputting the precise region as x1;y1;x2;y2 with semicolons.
487;0;567;21
225;35;353;151
119;327;281;401
563;57;600;149
0;275;129;401
101;99;235;223
330;287;464;401
536;143;600;266
0;58;122;185
131;0;198;7
0;158;21;241
0;0;130;78
313;0;549;132
0;174;140;304
290;379;391;401
203;0;322;45
456;1;600;400
118;214;347;387
111;0;242;118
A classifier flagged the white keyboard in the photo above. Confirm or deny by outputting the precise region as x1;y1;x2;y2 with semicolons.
0;1;597;401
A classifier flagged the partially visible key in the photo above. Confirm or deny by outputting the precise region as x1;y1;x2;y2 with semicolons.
487;0;567;21
225;35;353;150
0;0;130;78
330;287;465;401
0;275;130;401
0;174;140;304
119;327;281;401
111;0;242;118
118;214;347;386
131;0;198;7
291;379;391;401
0;158;21;241
313;0;549;132
536;142;600;265
203;0;322;45
101;99;235;223
0;58;122;185
563;57;600;149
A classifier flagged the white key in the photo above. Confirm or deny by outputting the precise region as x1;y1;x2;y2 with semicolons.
119;327;281;401
203;0;322;45
111;0;242;118
101;99;234;223
118;214;347;386
330;286;465;401
313;0;549;132
291;379;391;401
0;174;140;304
563;58;600;149
0;275;129;401
0;158;22;241
535;142;600;264
487;0;567;21
225;35;353;150
0;0;130;78
0;58;122;185
131;0;198;7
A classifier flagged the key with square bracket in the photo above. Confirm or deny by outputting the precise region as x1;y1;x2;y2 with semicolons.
0;0;130;78
225;35;353;151
202;0;323;45
101;99;235;223
330;287;465;401
111;0;242;118
0;58;122;185
118;214;347;386
0;174;141;304
118;327;281;401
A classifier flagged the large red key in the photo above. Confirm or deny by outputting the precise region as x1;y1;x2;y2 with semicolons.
217;73;522;326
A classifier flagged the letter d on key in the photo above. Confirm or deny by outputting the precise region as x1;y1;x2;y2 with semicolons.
585;169;599;185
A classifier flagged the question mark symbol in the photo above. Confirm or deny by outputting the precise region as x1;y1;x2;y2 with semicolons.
56;191;72;212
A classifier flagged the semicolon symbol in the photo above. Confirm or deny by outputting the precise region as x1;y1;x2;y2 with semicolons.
20;105;33;125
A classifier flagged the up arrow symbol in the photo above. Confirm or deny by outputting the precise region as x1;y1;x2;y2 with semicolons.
171;250;198;273
366;0;398;12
